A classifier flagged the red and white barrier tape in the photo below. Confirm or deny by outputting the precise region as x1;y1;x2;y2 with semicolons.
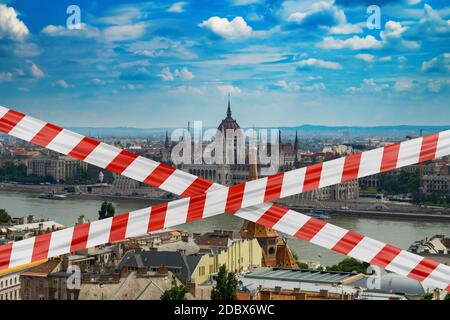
0;105;449;291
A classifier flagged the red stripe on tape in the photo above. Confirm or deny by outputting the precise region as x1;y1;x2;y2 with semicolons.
32;233;52;262
106;150;138;174
303;163;323;192
370;244;401;268
256;204;289;228
71;223;91;252
0;243;12;271
0;109;25;134
380;144;400;173
68;137;101;160
264;173;284;202
332;231;365;255
341;153;362;182
109;214;129;243
419;133;439;163
144;163;176;188
225;183;246;214
31;123;63;147
181;178;213;197
295;218;327;241
148;203;168;232
408;258;439;282
186;193;207;223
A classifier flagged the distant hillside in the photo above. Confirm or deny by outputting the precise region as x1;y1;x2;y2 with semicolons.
66;125;450;139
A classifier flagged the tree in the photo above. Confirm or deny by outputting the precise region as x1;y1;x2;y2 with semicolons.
445;293;450;300
422;292;434;300
326;258;368;274
0;209;11;224
160;278;188;300
98;201;115;220
292;252;309;269
211;265;238;300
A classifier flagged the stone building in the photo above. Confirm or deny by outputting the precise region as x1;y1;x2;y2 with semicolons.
26;156;88;183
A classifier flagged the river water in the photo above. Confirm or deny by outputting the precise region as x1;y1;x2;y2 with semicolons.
0;191;449;266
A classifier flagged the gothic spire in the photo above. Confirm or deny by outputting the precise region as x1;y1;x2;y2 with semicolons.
227;92;232;118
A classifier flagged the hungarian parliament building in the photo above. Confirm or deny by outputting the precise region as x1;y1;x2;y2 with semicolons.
112;97;359;203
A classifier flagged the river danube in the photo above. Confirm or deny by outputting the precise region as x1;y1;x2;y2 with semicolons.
1;191;449;266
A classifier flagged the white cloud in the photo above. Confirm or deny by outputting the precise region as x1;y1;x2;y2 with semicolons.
0;4;29;41
159;67;174;81
380;21;420;50
298;58;342;70
427;79;450;93
159;67;194;81
199;16;252;40
168;86;205;95
13;42;41;58
421;53;450;73
394;79;415;91
346;78;389;94
91;78;105;85
28;61;45;78
128;37;198;59
104;23;147;42
167;2;188;13
0;72;14;82
355;54;375;63
319;21;419;50
231;0;261;5
174;67;194;80
56;80;69;89
275;80;300;91
287;2;361;35
97;6;143;25
379;56;392;62
318;35;382;50
41;23;100;38
407;4;450;40
217;85;241;94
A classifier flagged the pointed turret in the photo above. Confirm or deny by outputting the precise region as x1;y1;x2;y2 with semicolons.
227;93;232;118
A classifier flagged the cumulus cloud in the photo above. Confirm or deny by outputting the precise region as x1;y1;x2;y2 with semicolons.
159;67;195;81
287;1;361;34
394;79;415;91
318;35;382;50
346;78;389;93
104;23;147;42
167;2;188;13
297;58;342;70
55;80;69;89
406;4;450;40
217;85;241;94
199;16;252;40
421;53;450;73
275;80;300;91
319;21;419;50
0;4;29;41
174;67;194;80
28;61;45;78
41;23;100;38
355;54;375;62
0;72;14;82
380;21;419;50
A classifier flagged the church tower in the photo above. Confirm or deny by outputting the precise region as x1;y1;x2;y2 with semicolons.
240;146;298;268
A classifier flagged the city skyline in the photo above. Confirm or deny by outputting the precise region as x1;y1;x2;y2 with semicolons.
0;1;449;127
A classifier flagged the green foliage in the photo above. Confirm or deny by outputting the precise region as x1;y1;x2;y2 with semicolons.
292;252;309;269
422;293;434;300
0;161;55;184
445;293;450;300
377;171;419;195
160;278;188;300
326;258;368;274
98;201;115;220
211;265;238;300
0;209;11;224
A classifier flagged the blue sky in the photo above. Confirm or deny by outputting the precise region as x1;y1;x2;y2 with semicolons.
0;0;449;127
